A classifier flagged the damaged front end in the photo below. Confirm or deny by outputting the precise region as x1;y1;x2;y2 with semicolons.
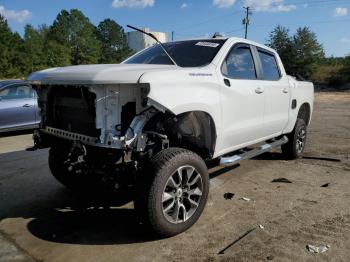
28;78;216;191
32;83;161;152
29;83;170;189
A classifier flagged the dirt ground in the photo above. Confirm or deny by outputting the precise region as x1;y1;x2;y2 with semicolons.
0;92;350;262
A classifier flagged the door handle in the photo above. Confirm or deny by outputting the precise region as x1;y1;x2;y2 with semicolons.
23;104;31;107
283;88;289;94
255;87;264;94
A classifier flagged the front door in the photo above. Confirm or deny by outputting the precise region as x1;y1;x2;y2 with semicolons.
218;44;266;152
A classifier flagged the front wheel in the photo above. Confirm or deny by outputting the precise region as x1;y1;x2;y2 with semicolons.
282;118;307;159
134;148;209;237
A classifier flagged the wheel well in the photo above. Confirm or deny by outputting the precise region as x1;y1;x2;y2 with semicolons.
145;111;217;159
297;103;311;125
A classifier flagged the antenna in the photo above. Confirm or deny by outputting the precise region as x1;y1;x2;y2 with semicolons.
127;25;178;66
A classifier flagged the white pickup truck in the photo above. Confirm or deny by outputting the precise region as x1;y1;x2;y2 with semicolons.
27;34;314;237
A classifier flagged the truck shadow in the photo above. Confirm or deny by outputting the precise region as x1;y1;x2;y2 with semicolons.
26;165;238;245
0;149;242;245
26;206;155;245
0;149;156;245
19;185;168;245
253;152;286;160
0;129;33;137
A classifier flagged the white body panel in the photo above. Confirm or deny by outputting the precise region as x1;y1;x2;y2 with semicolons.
261;77;290;136
27;64;176;85
215;78;265;156
27;37;314;159
284;77;314;132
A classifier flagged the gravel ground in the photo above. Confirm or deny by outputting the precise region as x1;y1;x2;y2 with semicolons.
0;92;349;262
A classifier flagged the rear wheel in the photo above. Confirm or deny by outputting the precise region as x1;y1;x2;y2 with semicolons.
282;118;307;159
134;148;209;237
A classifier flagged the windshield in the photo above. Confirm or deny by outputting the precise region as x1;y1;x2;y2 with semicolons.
124;39;227;67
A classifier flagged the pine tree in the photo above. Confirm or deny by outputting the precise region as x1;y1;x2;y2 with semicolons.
267;26;325;79
49;9;101;65
44;40;71;67
267;25;296;75
0;15;25;78
24;25;46;73
341;55;350;83
8;32;26;77
97;19;132;63
293;27;325;79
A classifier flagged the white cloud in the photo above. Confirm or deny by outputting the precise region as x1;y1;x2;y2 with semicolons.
213;0;295;11
334;7;348;17
112;0;154;9
341;38;350;43
181;3;189;9
0;5;32;23
243;0;296;12
213;0;236;8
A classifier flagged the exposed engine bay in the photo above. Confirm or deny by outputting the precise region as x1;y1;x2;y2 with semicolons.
33;84;152;148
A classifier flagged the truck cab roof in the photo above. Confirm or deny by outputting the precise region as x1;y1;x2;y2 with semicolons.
181;36;276;54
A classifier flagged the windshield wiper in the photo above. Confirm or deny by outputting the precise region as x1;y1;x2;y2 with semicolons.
127;25;178;66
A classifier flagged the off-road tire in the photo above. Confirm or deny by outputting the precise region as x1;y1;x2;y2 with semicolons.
282;118;307;159
134;147;209;237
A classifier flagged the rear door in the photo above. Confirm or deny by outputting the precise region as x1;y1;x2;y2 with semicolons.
218;43;266;151
0;85;37;130
253;47;290;136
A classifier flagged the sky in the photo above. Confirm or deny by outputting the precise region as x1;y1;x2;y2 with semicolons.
0;0;350;57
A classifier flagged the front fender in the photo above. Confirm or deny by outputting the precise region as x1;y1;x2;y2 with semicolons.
139;69;222;136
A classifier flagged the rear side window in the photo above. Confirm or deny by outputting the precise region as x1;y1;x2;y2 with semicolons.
258;50;281;80
222;45;257;80
0;85;33;100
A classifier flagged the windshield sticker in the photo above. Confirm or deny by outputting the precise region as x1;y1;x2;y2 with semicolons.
195;42;220;48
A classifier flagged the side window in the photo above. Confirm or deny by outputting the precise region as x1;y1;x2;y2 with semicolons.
222;45;257;80
0;85;32;100
258;50;281;81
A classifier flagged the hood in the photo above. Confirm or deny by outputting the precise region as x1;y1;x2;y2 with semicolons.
27;64;177;85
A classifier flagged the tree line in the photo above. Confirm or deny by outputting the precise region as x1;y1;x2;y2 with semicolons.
267;25;350;87
0;8;349;88
0;9;132;79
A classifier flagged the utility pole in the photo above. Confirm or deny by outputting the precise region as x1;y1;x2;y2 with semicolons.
243;7;251;39
171;31;174;41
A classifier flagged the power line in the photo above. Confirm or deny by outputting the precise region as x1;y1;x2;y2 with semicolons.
169;0;347;34
172;10;241;32
254;17;350;28
170;0;350;41
286;0;350;6
170;9;243;41
225;27;245;34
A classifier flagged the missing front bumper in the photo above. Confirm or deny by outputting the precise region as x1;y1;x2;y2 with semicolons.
40;126;125;149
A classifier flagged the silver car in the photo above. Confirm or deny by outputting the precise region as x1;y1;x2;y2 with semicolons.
0;80;40;132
